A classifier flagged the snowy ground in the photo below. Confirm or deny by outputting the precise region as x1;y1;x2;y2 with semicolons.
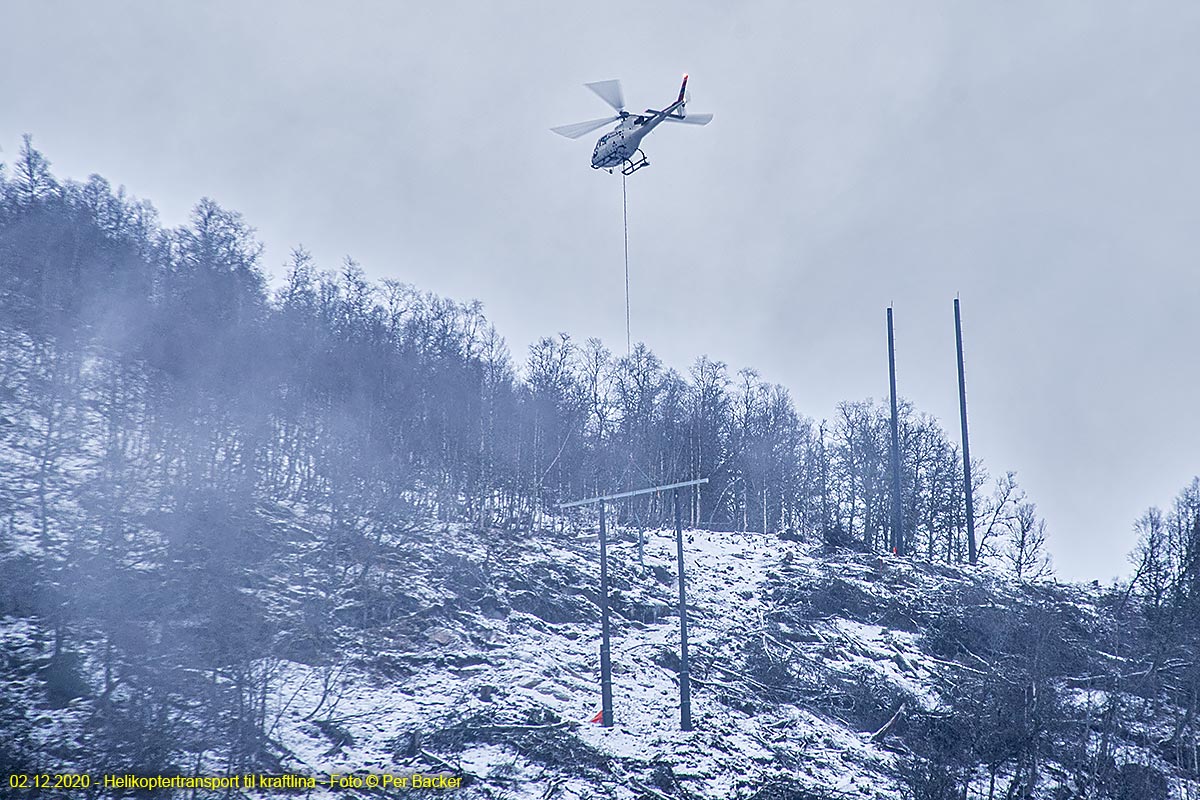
265;525;909;799
6;505;1198;798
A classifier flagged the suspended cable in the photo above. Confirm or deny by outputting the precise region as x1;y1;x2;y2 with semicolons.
619;173;655;500
622;171;631;357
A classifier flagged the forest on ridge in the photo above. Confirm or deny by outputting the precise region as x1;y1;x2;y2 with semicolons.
2;136;1199;798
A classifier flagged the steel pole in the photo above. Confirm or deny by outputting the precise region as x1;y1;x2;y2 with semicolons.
955;299;978;565
887;307;904;555
599;499;613;727
674;488;693;730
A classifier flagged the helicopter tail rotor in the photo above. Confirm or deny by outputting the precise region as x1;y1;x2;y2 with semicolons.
667;74;710;125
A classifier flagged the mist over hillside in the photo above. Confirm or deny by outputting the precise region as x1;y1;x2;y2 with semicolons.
1;139;1199;799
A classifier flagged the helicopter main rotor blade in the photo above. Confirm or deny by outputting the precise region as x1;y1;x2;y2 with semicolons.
585;80;625;113
664;112;713;126
550;116;620;139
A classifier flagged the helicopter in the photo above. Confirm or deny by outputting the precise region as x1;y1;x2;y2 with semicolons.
551;75;712;175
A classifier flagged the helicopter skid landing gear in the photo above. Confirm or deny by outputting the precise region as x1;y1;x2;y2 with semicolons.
621;150;649;176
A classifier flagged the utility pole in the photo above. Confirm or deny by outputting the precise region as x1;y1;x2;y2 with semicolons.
887;307;904;556
954;298;978;564
673;488;692;731
598;499;613;727
560;477;708;730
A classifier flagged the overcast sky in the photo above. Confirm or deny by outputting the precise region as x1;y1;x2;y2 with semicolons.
3;1;1197;582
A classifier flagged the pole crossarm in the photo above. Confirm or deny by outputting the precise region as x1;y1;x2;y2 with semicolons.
558;478;709;509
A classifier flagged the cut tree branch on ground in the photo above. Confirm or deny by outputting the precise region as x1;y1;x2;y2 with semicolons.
870;701;907;743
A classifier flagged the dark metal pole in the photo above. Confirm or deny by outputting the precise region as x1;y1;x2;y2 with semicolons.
673;488;692;731
598;499;613;727
887;307;904;555
954;298;978;565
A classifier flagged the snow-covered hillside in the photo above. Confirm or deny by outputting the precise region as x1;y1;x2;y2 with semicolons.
210;514;1192;800
263;522;894;798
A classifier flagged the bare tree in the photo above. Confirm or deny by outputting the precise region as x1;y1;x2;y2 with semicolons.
1005;499;1052;581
